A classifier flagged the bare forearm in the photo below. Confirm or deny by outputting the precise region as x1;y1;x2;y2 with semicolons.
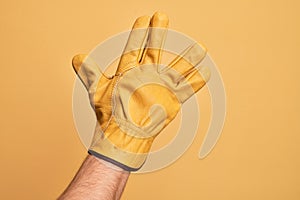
58;155;130;200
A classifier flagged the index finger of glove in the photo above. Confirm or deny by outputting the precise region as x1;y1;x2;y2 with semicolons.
116;15;151;74
140;12;169;65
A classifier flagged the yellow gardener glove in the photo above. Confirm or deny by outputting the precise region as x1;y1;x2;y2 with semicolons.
72;12;210;171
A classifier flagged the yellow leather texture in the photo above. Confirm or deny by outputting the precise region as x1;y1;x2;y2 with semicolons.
72;12;210;170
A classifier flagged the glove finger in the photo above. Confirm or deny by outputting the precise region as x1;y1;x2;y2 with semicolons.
140;12;169;65
160;43;209;102
116;15;151;74
72;54;106;93
167;42;207;78
161;64;210;103
178;65;211;102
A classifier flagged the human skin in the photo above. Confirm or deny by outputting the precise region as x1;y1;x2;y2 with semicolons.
58;155;129;200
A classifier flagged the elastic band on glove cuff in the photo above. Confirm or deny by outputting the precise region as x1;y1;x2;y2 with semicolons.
88;150;143;172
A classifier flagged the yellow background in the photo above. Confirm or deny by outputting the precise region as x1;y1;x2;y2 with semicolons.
1;0;299;199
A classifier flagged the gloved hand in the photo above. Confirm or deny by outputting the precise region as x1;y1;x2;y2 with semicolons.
72;12;210;171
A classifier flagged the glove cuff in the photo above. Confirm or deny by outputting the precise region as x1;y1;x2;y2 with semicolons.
89;118;154;171
88;150;145;171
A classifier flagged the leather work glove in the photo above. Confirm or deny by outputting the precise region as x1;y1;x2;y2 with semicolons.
72;12;210;171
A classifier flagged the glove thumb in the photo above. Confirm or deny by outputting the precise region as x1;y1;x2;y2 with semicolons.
72;54;104;93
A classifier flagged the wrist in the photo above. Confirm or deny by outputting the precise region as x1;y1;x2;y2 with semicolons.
91;154;131;173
